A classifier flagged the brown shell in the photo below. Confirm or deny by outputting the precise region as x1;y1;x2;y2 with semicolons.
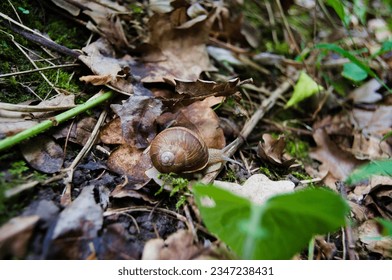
150;127;209;173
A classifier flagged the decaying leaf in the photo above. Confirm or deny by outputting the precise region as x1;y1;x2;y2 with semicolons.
357;219;392;258
79;39;133;94
257;134;296;167
47;186;105;259
99;117;125;145
79;74;114;86
142;230;202;260
53;117;97;146
132;8;218;83
214;174;295;205
106;145;152;188
0;215;40;259
111;96;163;149
20;135;64;174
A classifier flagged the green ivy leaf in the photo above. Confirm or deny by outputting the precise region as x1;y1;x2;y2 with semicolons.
285;71;324;108
342;62;368;82
193;185;349;260
346;160;392;185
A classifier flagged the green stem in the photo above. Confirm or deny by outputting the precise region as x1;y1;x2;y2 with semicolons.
0;91;114;152
308;236;315;260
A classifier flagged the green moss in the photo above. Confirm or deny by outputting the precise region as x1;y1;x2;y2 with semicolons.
156;173;190;209
222;169;237;182
285;137;309;159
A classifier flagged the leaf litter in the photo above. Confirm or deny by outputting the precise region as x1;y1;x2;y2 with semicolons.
0;0;391;260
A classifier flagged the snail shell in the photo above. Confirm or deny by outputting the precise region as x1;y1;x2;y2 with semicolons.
150;127;209;173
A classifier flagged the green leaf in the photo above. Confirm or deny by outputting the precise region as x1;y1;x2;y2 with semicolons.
314;43;392;93
346;160;392;185
285;71;324;108
376;218;392;236
324;0;349;26
193;185;349;260
342;62;368;81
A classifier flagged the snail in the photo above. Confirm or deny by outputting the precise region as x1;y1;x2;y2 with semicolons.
150;127;239;174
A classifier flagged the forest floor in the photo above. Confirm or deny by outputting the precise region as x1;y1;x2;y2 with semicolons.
0;0;391;260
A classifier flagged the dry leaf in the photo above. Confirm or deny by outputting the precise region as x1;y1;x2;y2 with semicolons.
257;134;296;167
99;117;125;145
309;129;362;189
349;79;383;104
142;230;202;260
214;174;295;205
106;145;152;188
79;74;114;85
111;96;163;149
47;186;105;259
20;135;64;174
53;117;97;146
79;39;133;94
357;219;392;258
0;215;40;259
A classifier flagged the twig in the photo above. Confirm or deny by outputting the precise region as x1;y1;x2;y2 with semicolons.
61;108;108;205
0;63;80;78
336;181;358;260
201;75;297;184
0;91;114;152
0;102;75;112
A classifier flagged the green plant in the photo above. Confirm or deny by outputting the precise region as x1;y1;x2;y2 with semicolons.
345;159;392;185
156;173;190;209
193;184;349;259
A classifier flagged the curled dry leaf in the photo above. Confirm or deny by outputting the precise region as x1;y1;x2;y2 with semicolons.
20;135;64;174
79;39;133;94
257;134;296;167
214;174;295;205
0;215;40;259
142;230;203;260
79;74;114;86
111;96;163;149
106;145;152;189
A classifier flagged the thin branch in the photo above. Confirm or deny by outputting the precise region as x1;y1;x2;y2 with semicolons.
0;63;80;78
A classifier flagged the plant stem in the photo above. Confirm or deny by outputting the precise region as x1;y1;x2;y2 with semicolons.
0;91;114;152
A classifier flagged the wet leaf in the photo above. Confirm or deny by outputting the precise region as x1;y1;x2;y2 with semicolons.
285;71;324;108
20;135;64;174
111;96;163;148
0;215;40;259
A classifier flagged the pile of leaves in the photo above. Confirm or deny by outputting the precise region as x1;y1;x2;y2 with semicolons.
0;0;391;260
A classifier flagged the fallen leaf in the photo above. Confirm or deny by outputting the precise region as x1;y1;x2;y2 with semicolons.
349;78;383;104
0;215;40;259
106;145;152;188
309;129;362;189
47;185;105;259
142;230;202;260
257;134;296;167
214;174;295;205
99;117;125;145
79;74;114;85
111;96;163;149
53;117;97;146
20;135;64;174
357;219;392;258
79;39;133;94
